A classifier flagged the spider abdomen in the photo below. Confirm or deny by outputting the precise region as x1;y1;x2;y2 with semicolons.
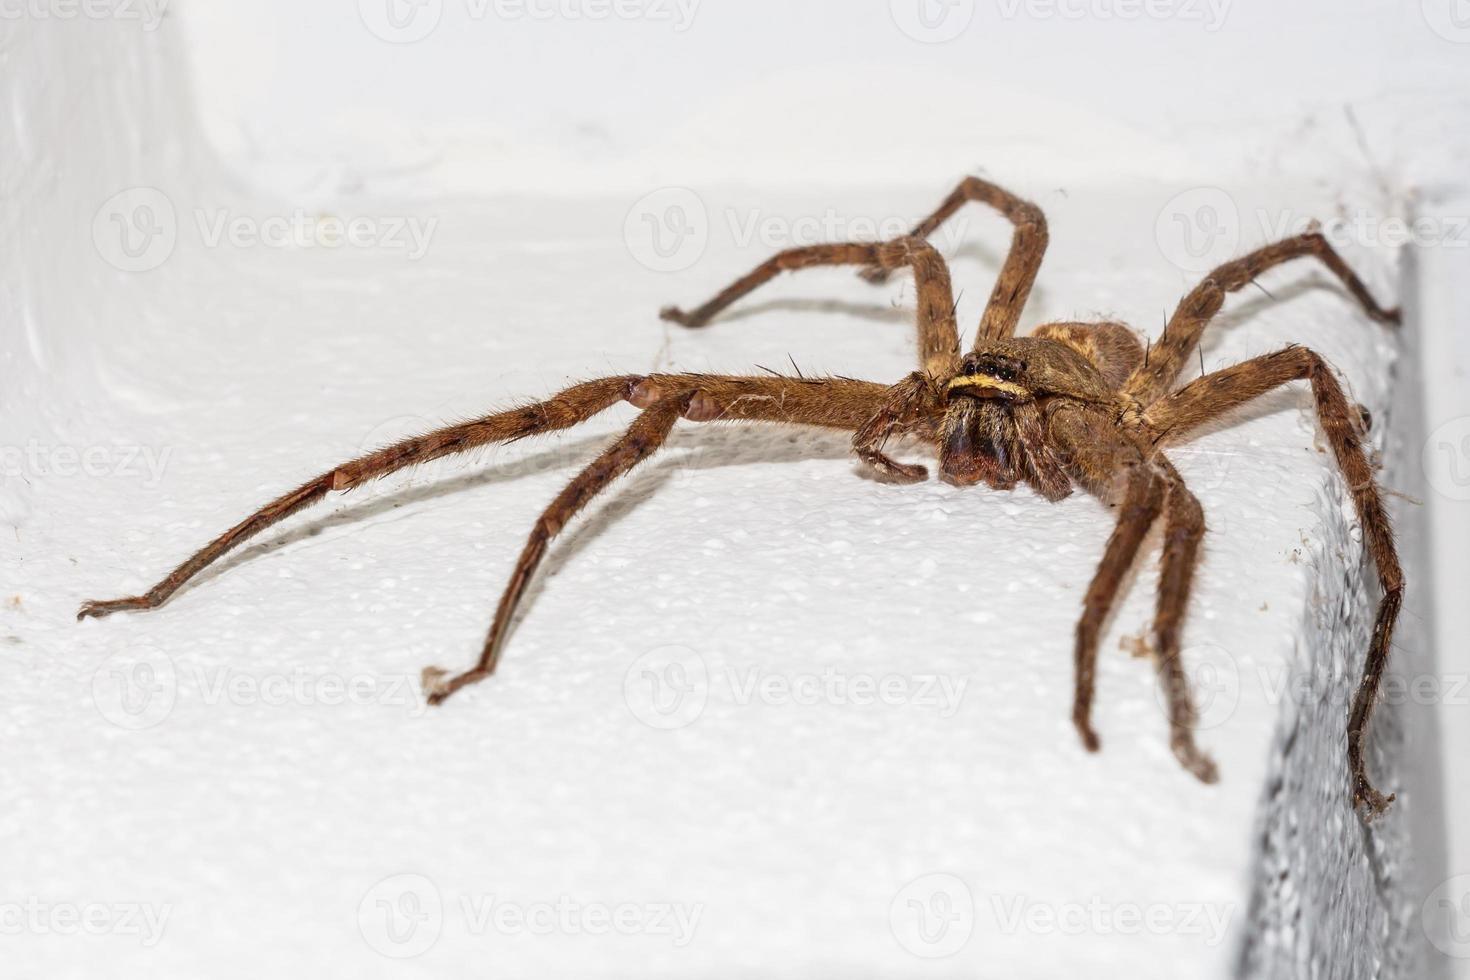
1031;321;1146;392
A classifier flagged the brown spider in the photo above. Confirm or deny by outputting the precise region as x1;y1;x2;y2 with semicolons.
78;177;1402;814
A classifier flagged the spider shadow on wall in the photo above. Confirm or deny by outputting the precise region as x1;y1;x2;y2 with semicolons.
673;238;1019;329
195;420;857;616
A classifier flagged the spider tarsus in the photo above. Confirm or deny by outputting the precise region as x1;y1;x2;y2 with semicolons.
1073;716;1101;753
421;666;452;704
1379;306;1403;327
862;457;928;483
658;306;704;327
76;596;150;621
422;665;492;706
1174;741;1219;784
1354;778;1396;819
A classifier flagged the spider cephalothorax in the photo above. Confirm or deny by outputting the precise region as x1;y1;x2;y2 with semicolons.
79;177;1403;816
936;335;1127;495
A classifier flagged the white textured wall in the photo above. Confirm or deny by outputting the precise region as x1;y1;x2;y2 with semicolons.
0;10;206;523
178;0;1470;198
1;3;1463;978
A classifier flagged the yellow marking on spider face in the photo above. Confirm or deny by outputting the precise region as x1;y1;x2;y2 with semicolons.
946;375;1030;398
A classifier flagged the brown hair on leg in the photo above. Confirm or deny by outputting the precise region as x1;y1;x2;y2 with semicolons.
1143;346;1402;814
77;376;643;620
1126;231;1399;407
425;394;690;703
1049;406;1167;753
857;176;1049;344
660;238;962;376
1151;465;1217;782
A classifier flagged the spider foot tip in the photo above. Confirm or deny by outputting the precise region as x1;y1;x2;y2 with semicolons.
421;666;452;705
1355;782;1396;818
76;597;144;621
659;306;697;326
865;457;928;484
1073;719;1101;753
1192;756;1220;785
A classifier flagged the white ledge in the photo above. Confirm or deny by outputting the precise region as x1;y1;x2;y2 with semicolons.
0;16;1444;980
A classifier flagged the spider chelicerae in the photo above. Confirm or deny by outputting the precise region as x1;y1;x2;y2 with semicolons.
79;177;1402;814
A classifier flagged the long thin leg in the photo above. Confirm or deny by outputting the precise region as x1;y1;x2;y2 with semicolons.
1142;346;1402;814
424;395;689;703
859;176;1049;345
422;373;896;702
660;238;963;376
79;373;889;621
1072;467;1166;753
1049;407;1167;752
80;372;893;698
1152;464;1218;782
1126;230;1400;406
77;376;643;620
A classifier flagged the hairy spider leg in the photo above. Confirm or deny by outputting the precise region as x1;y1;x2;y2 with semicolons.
1143;345;1403;814
1127;231;1400;406
661;237;962;376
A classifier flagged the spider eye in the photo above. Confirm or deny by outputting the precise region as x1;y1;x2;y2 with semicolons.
964;355;1023;381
